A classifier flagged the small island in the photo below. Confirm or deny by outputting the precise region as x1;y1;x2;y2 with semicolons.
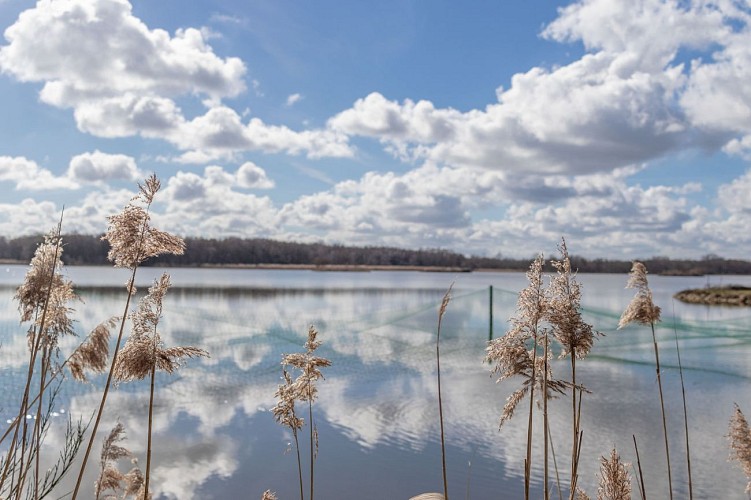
674;285;751;306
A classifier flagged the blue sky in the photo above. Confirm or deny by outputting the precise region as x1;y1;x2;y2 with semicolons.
0;0;750;259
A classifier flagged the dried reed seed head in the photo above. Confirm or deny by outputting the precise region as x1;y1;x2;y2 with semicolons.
500;386;529;427
272;368;305;430
304;325;322;352
576;488;592;500
15;232;79;356
280;326;331;406
95;465;124;496
625;261;649;290
618;261;661;328
15;233;62;309
103;175;185;269
114;274;208;381
100;422;131;463
597;448;632;500
729;403;751;493
114;336;208;382
130;273;171;339
95;422;134;498
69;319;115;382
515;254;547;326
439;284;453;320
138;173;161;204
122;460;147;498
547;239;598;359
262;490;278;500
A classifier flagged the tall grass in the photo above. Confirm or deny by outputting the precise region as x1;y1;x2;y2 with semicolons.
618;262;671;500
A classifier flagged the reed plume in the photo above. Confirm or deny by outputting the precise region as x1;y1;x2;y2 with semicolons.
618;262;661;328
618;262;670;500
73;174;185;500
113;273;208;499
597;448;631;500
1;225;79;499
272;368;305;500
95;422;131;499
547;238;599;499
282;326;331;500
94;422;149;499
262;490;278;500
69;317;117;382
486;254;565;500
436;286;452;500
728;404;751;493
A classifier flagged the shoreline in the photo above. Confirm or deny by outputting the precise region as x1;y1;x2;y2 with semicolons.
674;286;751;306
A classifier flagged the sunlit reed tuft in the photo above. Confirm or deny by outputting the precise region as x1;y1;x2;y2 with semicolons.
618;262;661;329
597;448;631;500
618;261;671;499
272;368;305;500
262;490;278;500
546;238;599;499
73;174;187;500
729;404;751;493
281;325;331;500
112;272;207;499
485;254;565;500
103;174;184;270
95;422;131;499
69;317;117;382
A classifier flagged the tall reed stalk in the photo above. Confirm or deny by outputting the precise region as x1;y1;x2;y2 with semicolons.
671;303;692;500
618;262;671;500
111;273;207;499
546;240;597;500
486;255;565;500
437;286;452;500
1;218;78;499
278;326;331;500
72;175;185;500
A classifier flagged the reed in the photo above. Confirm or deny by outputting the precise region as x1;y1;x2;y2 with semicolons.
670;302;693;500
272;368;305;500
546;239;598;499
279;326;331;500
618;262;671;500
436;286;452;500
485;254;566;499
728;404;751;493
597;448;631;500
0;219;83;500
72;174;186;500
112;273;208;498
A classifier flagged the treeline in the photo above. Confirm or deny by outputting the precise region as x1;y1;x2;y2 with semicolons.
1;234;750;275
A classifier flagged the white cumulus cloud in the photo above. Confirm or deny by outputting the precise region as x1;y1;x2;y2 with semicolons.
67;150;141;183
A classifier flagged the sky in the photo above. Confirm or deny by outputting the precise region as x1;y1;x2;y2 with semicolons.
0;0;750;259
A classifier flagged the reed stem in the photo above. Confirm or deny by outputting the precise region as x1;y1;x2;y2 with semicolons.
71;267;138;500
437;289;450;500
650;322;672;500
632;434;646;500
672;304;693;500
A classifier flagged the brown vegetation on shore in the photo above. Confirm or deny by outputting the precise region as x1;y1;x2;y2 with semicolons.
674;286;751;306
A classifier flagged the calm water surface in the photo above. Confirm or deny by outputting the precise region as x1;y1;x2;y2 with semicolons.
1;265;751;499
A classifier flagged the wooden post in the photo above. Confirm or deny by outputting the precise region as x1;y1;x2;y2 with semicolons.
489;285;494;341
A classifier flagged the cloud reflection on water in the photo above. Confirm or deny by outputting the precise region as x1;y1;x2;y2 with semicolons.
1;267;751;498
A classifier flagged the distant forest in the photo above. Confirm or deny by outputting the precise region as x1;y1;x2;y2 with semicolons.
1;233;750;275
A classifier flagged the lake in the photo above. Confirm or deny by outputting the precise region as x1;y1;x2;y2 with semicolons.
1;265;751;499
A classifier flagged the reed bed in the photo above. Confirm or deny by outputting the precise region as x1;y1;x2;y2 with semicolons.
0;174;749;499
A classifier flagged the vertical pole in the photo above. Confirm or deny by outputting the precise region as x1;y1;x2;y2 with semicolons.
489;285;494;341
